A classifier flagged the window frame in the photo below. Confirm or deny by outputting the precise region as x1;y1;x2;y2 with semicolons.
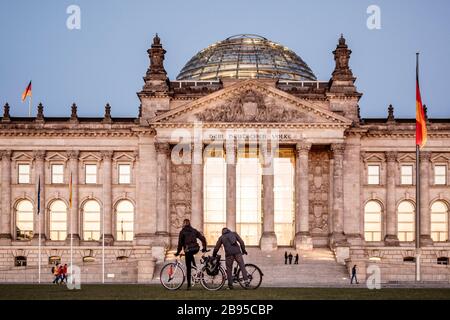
82;200;101;241
51;163;65;184
364;200;383;242
115;200;134;241
118;163;131;184
400;164;414;185
18;163;31;184
15;199;34;241
49;200;68;241
85;164;98;184
434;164;447;186
367;164;381;185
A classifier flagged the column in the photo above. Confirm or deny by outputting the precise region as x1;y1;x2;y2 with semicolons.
295;142;312;250
419;151;433;246
0;150;11;242
331;143;347;245
226;142;236;231
67;150;80;243
155;142;170;237
135;132;157;246
260;145;277;251
33;150;46;242
191;142;204;232
384;151;399;245
101;151;114;244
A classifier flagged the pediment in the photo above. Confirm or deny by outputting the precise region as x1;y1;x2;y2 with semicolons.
46;152;68;162
12;152;34;162
431;154;450;163
363;153;385;163
398;154;416;163
152;80;352;126
113;152;136;163
79;152;102;163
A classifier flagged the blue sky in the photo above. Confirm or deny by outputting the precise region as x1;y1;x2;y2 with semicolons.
0;0;449;118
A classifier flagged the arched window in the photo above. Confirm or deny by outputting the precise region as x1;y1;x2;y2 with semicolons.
398;201;415;242
116;200;134;241
364;201;382;241
16;200;34;240
49;200;67;240
431;201;449;242
83;200;101;241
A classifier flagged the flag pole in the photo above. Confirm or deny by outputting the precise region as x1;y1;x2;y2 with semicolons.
37;175;41;284
70;172;73;283
28;94;32;117
102;203;105;284
415;52;421;282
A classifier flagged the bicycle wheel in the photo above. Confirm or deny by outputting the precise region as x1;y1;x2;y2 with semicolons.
200;266;226;291
160;262;185;290
237;263;263;289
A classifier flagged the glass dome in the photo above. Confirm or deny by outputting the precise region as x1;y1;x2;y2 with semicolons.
176;34;317;81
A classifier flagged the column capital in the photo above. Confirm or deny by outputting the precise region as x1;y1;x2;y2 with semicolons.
385;151;398;162
0;150;12;160
155;142;171;156
419;151;432;162
331;143;345;155
296;142;312;155
33;150;46;160
101;150;114;160
67;150;80;160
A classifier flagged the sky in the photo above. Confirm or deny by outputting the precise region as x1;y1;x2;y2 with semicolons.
0;0;449;118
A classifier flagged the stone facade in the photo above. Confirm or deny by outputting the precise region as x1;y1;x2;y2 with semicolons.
0;34;449;283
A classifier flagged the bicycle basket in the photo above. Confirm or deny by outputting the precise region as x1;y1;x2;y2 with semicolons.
205;255;221;276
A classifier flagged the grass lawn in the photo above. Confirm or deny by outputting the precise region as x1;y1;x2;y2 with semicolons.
0;284;449;300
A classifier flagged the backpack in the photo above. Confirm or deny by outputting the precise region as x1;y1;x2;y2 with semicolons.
51;266;55;274
205;255;221;276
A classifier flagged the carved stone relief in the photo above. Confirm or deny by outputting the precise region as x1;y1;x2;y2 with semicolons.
170;164;192;236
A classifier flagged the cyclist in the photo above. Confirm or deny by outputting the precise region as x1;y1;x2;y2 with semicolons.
174;219;207;290
212;227;249;290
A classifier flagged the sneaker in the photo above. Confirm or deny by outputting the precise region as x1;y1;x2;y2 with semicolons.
227;285;234;290
186;286;191;291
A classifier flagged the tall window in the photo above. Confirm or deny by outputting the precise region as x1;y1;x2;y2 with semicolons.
51;164;64;184
431;201;449;242
401;165;413;185
274;150;295;246
398;201;415;241
364;201;382;241
118;164;131;184
49;200;67;241
16;200;34;240
83;200;101;241
236;148;262;246
368;165;380;185
85;164;97;184
116;200;134;241
203;150;226;245
434;165;447;185
18;164;30;184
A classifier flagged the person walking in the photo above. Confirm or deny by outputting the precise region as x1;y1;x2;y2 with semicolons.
174;219;207;290
284;251;288;265
288;252;293;265
61;264;68;284
212;227;249;290
350;264;359;284
294;253;299;264
52;263;60;284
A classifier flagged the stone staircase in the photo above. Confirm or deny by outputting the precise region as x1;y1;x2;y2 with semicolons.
154;247;352;287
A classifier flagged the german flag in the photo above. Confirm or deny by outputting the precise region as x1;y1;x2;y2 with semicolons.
416;54;427;149
21;81;32;102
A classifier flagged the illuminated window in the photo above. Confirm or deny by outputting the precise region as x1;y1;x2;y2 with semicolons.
431;201;448;242
83;200;101;241
203;150;226;245
236;148;262;246
49;200;67;241
51;164;64;184
398;201;415;242
368;165;380;185
116;200;134;241
364;201;382;241
16;200;34;240
435;165;447;185
18;164;30;184
400;165;413;185
85;164;97;184
118;164;131;184
274;149;295;246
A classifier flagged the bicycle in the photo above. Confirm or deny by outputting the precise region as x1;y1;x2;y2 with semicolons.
217;256;264;290
160;250;226;291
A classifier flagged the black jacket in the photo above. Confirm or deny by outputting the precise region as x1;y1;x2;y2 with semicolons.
176;225;207;255
213;228;246;257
